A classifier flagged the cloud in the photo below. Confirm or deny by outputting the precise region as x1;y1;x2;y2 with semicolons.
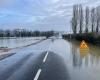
0;0;100;31
0;0;14;7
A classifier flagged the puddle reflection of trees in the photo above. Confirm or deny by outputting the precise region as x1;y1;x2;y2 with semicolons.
71;43;100;68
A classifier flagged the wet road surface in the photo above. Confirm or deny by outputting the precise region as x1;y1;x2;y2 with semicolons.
0;39;70;80
1;38;100;80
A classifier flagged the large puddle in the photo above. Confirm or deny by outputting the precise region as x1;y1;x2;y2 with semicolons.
51;39;100;80
0;37;44;48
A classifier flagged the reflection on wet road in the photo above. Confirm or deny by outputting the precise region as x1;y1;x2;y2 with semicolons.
0;39;100;80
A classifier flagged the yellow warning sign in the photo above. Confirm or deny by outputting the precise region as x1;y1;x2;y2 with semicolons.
80;40;89;57
80;40;89;49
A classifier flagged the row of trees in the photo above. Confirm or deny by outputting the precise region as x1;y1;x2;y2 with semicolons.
71;4;100;35
0;29;54;38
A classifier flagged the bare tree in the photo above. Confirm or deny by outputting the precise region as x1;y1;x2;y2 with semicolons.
79;4;83;34
85;7;89;33
0;29;4;37
71;5;78;35
96;7;100;34
91;8;95;33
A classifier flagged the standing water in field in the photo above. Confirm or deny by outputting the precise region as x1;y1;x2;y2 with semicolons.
50;39;100;80
0;37;44;48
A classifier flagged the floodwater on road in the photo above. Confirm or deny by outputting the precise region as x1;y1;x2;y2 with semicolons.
51;39;100;80
0;38;100;80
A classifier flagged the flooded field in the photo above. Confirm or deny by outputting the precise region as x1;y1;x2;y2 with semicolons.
0;37;45;48
65;40;100;80
51;39;100;80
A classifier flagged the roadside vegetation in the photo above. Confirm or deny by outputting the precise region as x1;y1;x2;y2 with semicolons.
63;4;100;45
0;29;55;49
0;29;55;53
0;29;54;38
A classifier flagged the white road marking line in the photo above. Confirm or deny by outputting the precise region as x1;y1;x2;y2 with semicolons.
33;40;52;80
43;51;49;63
43;42;52;63
34;69;41;80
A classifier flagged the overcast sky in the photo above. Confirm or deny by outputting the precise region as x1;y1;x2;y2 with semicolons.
0;0;100;31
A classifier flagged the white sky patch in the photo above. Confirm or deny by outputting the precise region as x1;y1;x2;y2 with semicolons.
51;0;60;3
26;16;46;23
26;17;37;23
50;10;65;16
85;1;100;7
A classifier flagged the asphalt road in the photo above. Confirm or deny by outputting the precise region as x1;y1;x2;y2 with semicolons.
0;39;70;80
